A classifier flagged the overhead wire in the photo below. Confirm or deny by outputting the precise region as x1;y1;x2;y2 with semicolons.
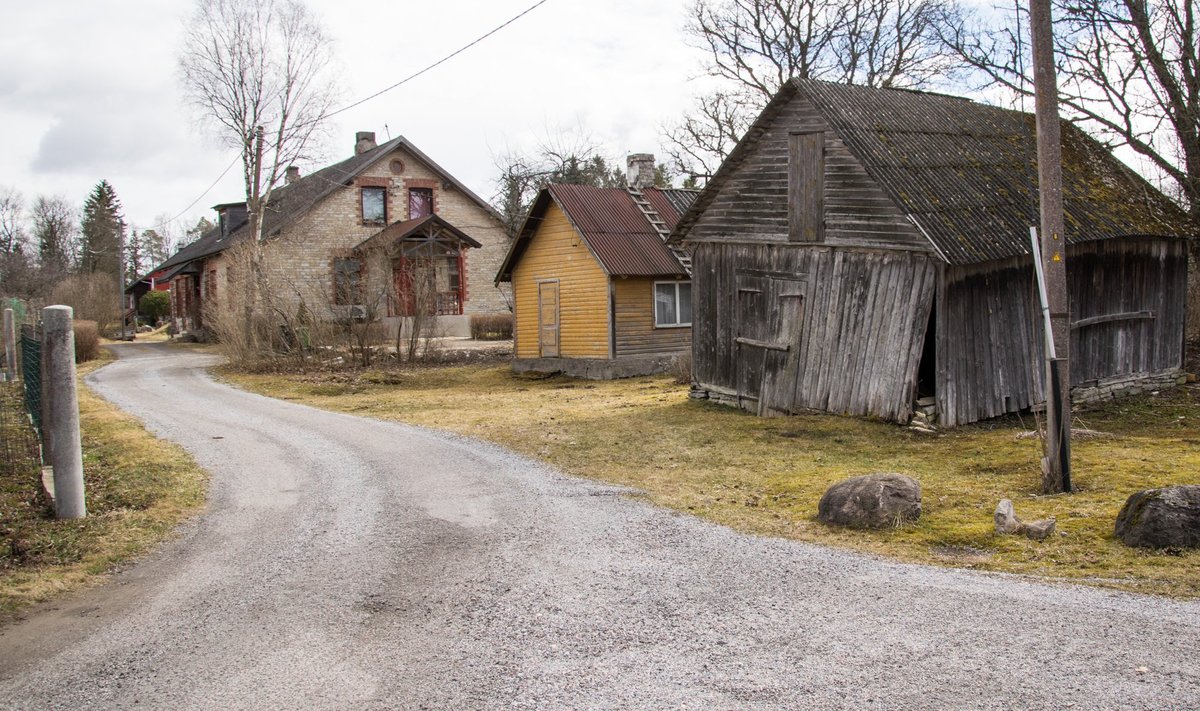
155;0;551;233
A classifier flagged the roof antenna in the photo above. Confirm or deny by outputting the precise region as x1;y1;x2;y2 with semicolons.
384;123;392;140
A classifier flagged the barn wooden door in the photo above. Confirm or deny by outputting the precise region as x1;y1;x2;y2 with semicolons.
538;281;560;357
735;272;806;415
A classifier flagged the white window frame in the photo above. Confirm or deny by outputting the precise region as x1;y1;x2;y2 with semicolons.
654;280;692;328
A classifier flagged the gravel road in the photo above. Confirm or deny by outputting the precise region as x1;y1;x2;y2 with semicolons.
1;343;1198;710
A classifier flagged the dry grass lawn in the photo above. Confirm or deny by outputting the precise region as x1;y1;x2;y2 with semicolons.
223;362;1200;598
0;350;208;620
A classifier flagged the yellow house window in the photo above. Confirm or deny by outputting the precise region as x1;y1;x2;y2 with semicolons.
654;281;691;327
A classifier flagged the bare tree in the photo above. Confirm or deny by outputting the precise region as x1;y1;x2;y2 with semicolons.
493;131;671;235
666;0;965;179
31;196;77;278
180;0;338;347
0;188;26;258
941;0;1200;220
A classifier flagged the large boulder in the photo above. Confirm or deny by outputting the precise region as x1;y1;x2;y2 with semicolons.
818;473;921;529
1114;486;1200;549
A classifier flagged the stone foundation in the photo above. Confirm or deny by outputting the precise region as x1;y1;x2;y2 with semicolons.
1071;369;1186;406
512;354;680;380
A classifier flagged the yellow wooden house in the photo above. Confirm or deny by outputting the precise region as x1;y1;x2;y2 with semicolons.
495;182;698;378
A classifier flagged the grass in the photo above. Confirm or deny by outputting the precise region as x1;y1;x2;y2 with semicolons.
223;362;1200;598
0;349;208;621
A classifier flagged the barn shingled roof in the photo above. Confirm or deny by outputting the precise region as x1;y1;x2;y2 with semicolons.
671;79;1192;265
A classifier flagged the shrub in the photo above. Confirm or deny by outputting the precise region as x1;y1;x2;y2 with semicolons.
48;273;121;332
671;350;693;385
73;320;100;363
469;313;514;341
138;290;171;323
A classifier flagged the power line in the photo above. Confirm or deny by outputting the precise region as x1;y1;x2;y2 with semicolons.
152;152;240;232
156;0;550;234
314;0;552;125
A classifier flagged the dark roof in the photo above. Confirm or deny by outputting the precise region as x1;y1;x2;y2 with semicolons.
150;135;500;273
495;184;698;282
672;79;1193;265
353;214;482;251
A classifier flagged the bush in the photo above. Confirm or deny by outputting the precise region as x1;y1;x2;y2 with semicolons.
73;320;100;363
48;273;121;332
469;313;514;341
138;290;171;323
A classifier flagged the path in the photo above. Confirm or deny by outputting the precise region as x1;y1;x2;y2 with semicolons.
1;343;1197;709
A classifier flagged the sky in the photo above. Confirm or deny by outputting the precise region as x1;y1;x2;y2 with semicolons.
0;0;711;239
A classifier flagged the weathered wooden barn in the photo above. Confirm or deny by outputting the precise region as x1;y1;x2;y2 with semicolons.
496;166;698;378
670;79;1194;426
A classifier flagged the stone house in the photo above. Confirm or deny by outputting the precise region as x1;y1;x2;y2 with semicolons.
154;131;511;337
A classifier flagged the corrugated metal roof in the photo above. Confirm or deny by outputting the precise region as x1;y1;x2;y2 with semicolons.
496;184;699;282
548;184;691;276
672;78;1192;264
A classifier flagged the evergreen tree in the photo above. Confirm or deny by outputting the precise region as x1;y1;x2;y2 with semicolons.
184;216;215;246
80;180;126;278
125;223;144;280
139;228;171;270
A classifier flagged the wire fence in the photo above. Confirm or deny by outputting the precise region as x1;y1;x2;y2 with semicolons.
0;379;40;481
20;324;41;433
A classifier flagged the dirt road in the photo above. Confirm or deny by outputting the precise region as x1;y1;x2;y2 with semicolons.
1;344;1197;709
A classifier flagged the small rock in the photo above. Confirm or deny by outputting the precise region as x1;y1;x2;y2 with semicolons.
994;499;1022;534
1115;485;1200;549
818;473;921;530
994;499;1056;541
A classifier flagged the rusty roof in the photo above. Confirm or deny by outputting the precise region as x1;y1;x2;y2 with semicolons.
495;184;697;282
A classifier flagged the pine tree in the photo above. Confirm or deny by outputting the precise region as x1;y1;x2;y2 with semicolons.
80;180;125;278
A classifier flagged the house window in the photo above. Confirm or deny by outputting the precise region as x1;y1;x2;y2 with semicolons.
361;187;386;224
332;257;362;305
409;188;433;219
654;281;692;327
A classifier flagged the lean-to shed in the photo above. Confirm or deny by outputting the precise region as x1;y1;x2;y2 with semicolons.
670;79;1194;426
496;164;698;378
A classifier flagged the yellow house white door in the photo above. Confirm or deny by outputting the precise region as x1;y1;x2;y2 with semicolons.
538;281;560;357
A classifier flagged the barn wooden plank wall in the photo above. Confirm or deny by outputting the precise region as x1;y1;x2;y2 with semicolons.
612;277;691;357
686;97;931;253
693;242;936;422
937;237;1188;426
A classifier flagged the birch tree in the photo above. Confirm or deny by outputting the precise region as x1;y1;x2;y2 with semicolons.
180;0;337;345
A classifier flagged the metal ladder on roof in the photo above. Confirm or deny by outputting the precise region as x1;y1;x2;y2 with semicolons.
626;187;692;274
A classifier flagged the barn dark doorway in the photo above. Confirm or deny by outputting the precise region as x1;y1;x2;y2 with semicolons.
916;300;937;398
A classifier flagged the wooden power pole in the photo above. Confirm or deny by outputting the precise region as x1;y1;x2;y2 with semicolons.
1030;0;1071;493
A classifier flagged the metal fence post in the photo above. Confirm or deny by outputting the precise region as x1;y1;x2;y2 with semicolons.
42;305;86;519
3;308;14;381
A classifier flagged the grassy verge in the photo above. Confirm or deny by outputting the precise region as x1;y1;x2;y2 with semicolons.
0;349;208;621
224;362;1200;598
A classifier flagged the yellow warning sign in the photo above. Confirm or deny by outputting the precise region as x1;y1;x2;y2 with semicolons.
1052;253;1062;262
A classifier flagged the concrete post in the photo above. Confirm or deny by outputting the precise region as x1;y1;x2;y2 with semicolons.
42;305;86;519
3;308;15;380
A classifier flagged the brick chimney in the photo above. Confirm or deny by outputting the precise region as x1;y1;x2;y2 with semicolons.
626;153;656;190
355;131;377;155
285;165;301;184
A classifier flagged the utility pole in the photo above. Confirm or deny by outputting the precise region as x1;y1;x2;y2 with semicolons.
1031;0;1071;493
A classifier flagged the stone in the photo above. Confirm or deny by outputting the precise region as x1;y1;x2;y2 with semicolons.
994;499;1056;541
1114;485;1200;549
994;499;1022;534
818;473;921;529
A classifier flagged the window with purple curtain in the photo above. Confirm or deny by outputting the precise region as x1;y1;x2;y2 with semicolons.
408;188;433;218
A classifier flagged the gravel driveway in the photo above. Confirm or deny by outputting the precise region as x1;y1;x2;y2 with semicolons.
1;343;1197;709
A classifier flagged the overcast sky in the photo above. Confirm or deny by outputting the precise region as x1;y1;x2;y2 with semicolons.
0;0;711;237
